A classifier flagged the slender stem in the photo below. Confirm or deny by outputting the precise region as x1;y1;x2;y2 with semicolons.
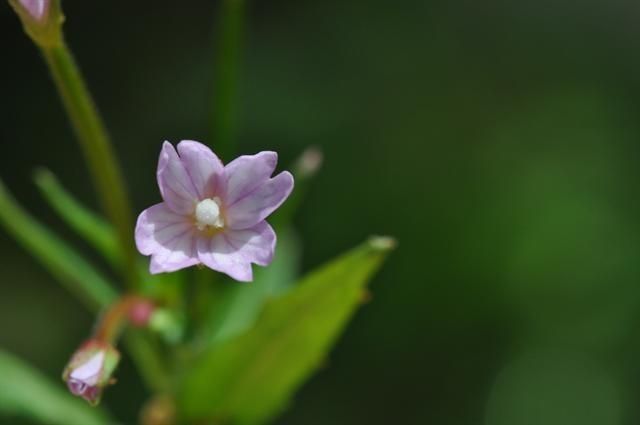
34;168;120;267
40;42;138;289
92;295;169;392
93;295;143;343
191;268;222;325
33;29;168;395
0;179;117;310
212;0;246;159
124;333;170;393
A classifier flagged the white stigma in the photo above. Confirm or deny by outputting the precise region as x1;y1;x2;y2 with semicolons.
195;197;224;230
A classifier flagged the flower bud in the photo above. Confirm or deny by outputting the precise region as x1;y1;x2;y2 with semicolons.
8;0;64;47
128;299;156;327
62;340;120;405
148;309;184;343
294;146;323;179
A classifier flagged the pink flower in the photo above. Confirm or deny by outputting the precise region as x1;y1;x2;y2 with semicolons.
135;141;294;281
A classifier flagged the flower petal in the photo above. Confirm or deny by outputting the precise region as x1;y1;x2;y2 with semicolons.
225;171;294;229
157;141;199;214
197;234;253;282
224;221;276;266
223;151;278;206
69;352;104;385
135;203;199;273
177;140;225;199
196;222;277;281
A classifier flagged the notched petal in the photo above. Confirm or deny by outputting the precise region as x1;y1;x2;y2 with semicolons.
196;235;254;282
195;222;276;281
224;151;278;205
157;141;199;214
223;221;277;266
135;203;199;273
177;140;225;199
225;171;294;229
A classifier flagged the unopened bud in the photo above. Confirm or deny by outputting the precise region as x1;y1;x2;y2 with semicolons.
8;0;64;47
128;299;156;327
62;340;120;405
294;147;323;178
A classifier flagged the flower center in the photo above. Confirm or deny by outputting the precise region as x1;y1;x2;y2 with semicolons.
195;197;224;230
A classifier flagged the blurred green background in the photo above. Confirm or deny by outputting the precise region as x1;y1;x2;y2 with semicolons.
2;0;640;424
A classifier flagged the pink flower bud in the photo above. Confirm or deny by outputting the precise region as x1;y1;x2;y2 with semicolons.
62;340;120;405
17;0;49;21
294;147;323;178
8;0;63;47
128;299;156;327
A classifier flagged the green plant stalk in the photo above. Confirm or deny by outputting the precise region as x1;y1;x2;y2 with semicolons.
124;333;170;393
190;0;247;335
191;269;219;323
0;180;117;311
0;180;168;393
211;0;246;160
89;294;170;392
39;42;169;394
40;42;138;290
34;168;119;266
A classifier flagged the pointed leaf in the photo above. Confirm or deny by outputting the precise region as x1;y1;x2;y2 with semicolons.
0;350;111;425
180;236;395;424
34;169;120;266
198;227;301;345
33;170;186;309
0;180;117;310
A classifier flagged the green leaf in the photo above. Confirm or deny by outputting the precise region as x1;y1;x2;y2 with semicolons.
0;350;111;425
179;236;395;424
198;227;301;345
34;168;119;267
255;227;301;296
33;170;188;311
0;179;117;311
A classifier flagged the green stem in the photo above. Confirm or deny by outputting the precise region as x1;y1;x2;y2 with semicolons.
90;295;170;392
211;0;246;159
34;168;119;267
189;269;219;329
40;41;168;394
40;42;138;290
124;333;170;393
0;179;117;311
93;295;148;343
